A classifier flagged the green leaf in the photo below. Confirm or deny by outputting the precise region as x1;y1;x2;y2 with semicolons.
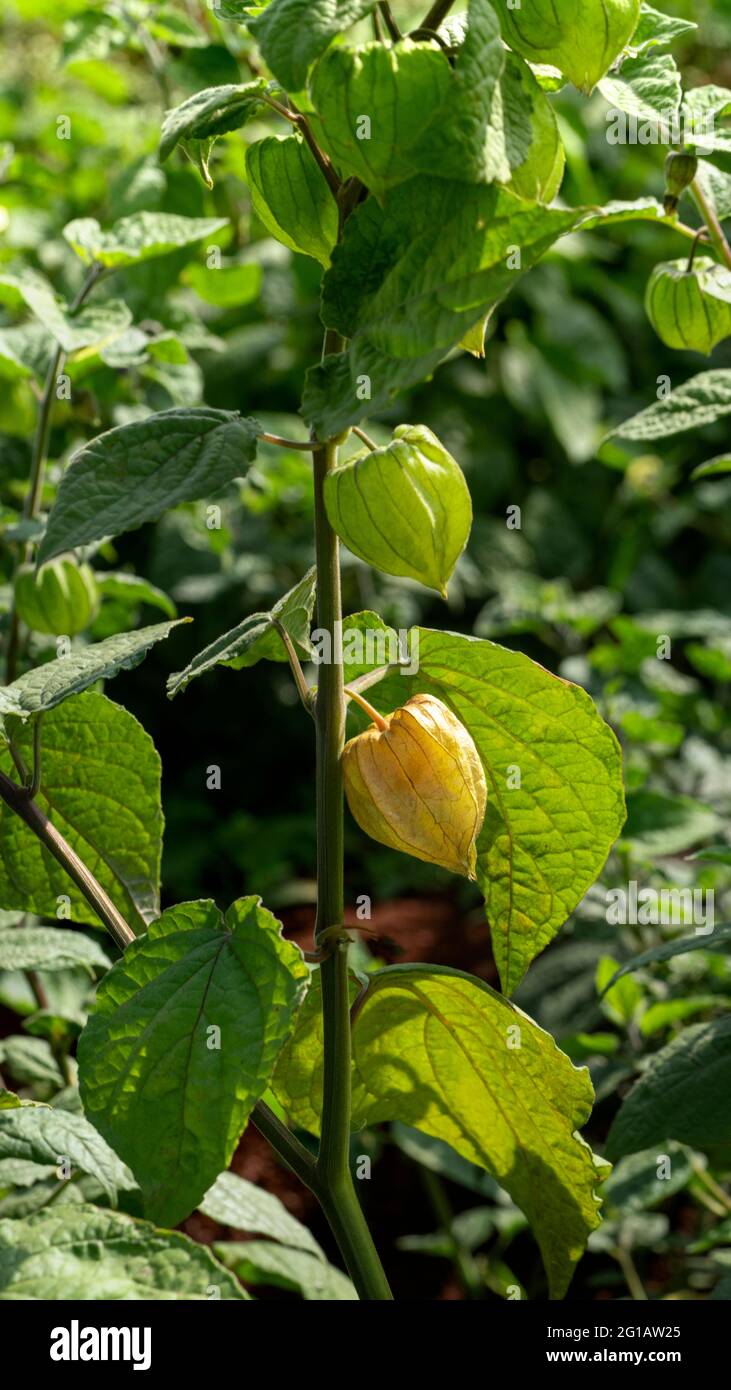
0;694;163;930
640;995;728;1037
0;267;133;353
628;5;697;54
610;370;731;440
95;571;177;619
622;789;723;855
606;1017;731;1163
603;1142;693;1212
63;212;229;268
0;323;49;381
247;0;377;91
0;1204;249;1299
600;925;731;992
245;135;338;266
0;1036;62;1087
361;628;625;993
200;1170;322;1256
596;956;643;1025
309;6;516;193
78;896;309;1227
159;81;269;161
502;54;565;203
0;622;185;719
0;1106;135;1204
167;567;316;697
277;964;607;1298
304;180;583;437
186;261;261;307
214;1240;356;1299
598;50;681;122
39;408;260;563
0;928;110;973
691;454;731;479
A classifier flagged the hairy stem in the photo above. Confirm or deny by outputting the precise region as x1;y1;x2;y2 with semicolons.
691;178;731;271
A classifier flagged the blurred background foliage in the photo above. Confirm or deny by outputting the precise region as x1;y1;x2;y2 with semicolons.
1;0;731;1301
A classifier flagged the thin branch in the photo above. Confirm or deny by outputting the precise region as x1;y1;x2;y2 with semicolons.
352;426;379;451
271;618;315;717
419;0;455;32
259;431;319;452
260;93;341;197
691;178;731;270
27;716;43;800
378;2;401;41
0;766;135;952
251;1101;319;1190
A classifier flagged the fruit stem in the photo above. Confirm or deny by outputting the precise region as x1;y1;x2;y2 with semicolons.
344;686;389;731
352;425;379;451
686;227;707;272
690;178;731;271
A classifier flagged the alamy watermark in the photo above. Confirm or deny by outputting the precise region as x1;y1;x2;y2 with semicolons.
606;109;716;150
606;880;715;934
311;621;419;674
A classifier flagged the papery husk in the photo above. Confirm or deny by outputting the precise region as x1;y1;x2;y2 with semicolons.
342;693;487;879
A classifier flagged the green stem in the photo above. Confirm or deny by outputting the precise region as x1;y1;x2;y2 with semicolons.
419;0;454;32
251;1101;318;1187
310;357;393;1300
691;178;731;271
5;263;102;684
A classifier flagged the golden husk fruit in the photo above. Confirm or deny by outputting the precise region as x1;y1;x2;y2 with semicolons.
342;694;487;879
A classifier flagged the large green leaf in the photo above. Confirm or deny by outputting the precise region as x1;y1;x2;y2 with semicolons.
606;1017;731;1163
303;180;583;437
610;370;731;440
0;1106;135;1204
597;50;681;122
159;81;269;161
275;964;606;1298
247;0;377;90
39;408;260;563
0;622;185;719
245;135;338;266
358;628;625;993
0;927;110;973
0;1205;249;1299
78;897;309;1227
629;5;696;53
167;568;316;698
0;694;162;930
63;212;229;268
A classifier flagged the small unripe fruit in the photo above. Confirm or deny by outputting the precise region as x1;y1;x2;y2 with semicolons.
15;556;99;636
663;151;698;215
324;425;472;598
645;258;731;355
342;693;487;879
